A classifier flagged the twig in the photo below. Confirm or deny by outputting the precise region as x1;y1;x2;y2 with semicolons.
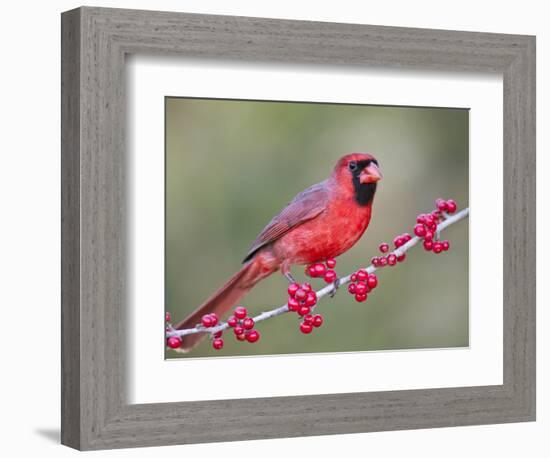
166;207;469;339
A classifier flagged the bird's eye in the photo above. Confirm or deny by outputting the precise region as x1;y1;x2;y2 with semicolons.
348;161;358;171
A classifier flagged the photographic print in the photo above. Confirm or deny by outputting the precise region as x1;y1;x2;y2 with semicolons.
165;97;469;358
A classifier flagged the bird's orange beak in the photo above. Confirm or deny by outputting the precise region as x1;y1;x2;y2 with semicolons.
359;162;383;184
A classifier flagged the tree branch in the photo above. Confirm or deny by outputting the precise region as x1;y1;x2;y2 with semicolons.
166;206;469;339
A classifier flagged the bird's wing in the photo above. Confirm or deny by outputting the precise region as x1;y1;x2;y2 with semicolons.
243;181;329;262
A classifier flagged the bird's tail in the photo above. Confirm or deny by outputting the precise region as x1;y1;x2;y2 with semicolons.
173;255;276;352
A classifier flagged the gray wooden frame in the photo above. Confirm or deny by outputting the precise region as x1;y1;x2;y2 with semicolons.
61;6;536;450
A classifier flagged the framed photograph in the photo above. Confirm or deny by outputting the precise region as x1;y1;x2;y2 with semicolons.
162;97;470;360
61;6;535;450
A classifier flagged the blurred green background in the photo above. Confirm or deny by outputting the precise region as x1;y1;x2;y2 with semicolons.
165;97;469;359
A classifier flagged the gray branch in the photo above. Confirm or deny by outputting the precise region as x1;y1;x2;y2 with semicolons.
166;207;469;339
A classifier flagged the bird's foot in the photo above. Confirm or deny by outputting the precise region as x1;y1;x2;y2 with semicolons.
329;278;341;298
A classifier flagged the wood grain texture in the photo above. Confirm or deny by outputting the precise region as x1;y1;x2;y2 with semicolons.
60;6;536;450
60;8;81;449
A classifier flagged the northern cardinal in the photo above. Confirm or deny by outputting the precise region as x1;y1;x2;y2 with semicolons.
174;153;382;351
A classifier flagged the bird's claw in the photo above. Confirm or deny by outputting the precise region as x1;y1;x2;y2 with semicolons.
329;278;341;298
284;272;297;284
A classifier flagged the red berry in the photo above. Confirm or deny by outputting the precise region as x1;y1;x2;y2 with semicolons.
446;199;457;213
414;224;427;237
387;254;397;266
227;316;238;327
213;330;223;338
371;257;379;267
313;263;326;277
234;325;245;336
433;242;443;253
436;198;448;212
212;338;224;350
287;282;300;297
300;322;313;334
246;330;260;343
234;306;247;319
355;293;367;302
424;230;434;242
243;317;255;330
312;314;324;327
201;314;214;328
306;265;317;277
379;256;388;266
236;333;246;341
298;305;311;317
442;240;450;251
356;269;368;281
379;243;389;253
288;297;300;312
303;314;314;324
355;281;368;295
393;236;405;248
351;273;358;281
367;274;378;288
324;270;337;283
209;313;219;326
165;312;171;322
326;258;337;268
348;283;357;294
423;240;434;251
305;291;317;307
295;288;307;301
166;336;182;349
417;214;427;224
301;282;312;293
397;254;406;263
402;233;412;242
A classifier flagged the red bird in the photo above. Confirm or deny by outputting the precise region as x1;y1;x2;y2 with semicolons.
174;153;382;351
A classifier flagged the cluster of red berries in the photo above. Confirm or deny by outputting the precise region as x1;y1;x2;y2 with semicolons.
165;306;261;351
413;198;457;254
200;312;219;328
347;269;378;302
225;306;260;346
305;258;338;284
287;282;324;334
371;235;410;267
196;312;224;350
